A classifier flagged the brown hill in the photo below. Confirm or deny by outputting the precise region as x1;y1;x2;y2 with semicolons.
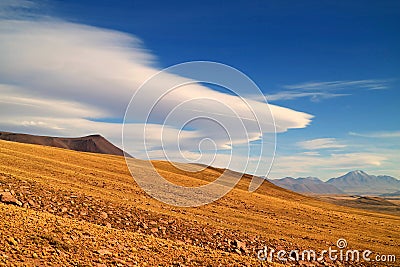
0;140;399;266
314;195;400;216
0;131;131;157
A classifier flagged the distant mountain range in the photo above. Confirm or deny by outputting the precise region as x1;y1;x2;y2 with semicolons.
270;170;400;195
0;131;131;157
327;170;400;195
269;177;344;194
380;191;400;197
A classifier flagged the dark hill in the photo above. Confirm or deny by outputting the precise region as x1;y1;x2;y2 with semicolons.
0;131;131;157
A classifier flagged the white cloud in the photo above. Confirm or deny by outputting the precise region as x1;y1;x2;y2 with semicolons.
264;79;391;102
0;0;37;19
284;80;390;91
349;131;400;138
265;91;349;101
297;138;346;150
301;151;320;156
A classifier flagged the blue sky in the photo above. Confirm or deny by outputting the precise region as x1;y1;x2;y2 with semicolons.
0;0;399;179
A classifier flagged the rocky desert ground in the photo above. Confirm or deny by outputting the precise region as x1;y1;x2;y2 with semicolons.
0;140;399;266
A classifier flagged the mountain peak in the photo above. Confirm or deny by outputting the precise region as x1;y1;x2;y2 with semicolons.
347;170;368;176
327;170;400;195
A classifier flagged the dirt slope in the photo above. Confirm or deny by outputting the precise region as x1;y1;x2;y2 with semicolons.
0;140;399;266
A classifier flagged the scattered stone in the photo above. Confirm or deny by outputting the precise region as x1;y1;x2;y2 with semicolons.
95;248;112;256
56;249;68;257
0;192;22;206
114;258;127;265
159;219;168;224
176;240;185;246
140;222;148;229
7;237;18;246
233;240;247;252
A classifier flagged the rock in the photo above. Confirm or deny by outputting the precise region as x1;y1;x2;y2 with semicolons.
28;200;35;207
233;240;247;253
32;252;38;258
61;207;68;213
176;240;185;246
105;223;112;228
159;219;169;224
0;192;22;206
95;249;112;256
114;258;127;265
7;237;18;246
56;249;68;257
150;228;158;233
100;212;108;219
140;222;148;229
